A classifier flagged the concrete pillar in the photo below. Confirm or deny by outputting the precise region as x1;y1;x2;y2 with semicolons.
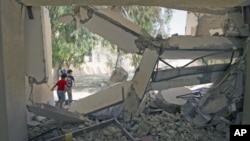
0;0;28;141
24;7;54;106
242;38;250;124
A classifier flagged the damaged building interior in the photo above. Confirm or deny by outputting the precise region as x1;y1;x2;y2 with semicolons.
1;0;250;141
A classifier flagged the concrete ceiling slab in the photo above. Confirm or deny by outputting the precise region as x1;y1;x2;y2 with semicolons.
136;36;244;59
80;7;147;53
19;0;246;8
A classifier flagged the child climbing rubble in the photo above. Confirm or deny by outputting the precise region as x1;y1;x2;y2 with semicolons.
51;73;69;108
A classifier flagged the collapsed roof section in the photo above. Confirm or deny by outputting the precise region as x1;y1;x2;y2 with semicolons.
79;6;148;53
59;6;244;59
138;36;244;59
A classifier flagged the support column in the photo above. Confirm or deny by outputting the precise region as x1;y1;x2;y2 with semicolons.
0;0;28;141
243;38;250;124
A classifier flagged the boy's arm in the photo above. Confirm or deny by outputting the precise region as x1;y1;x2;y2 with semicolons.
51;84;57;91
73;78;75;87
65;85;70;93
72;76;75;87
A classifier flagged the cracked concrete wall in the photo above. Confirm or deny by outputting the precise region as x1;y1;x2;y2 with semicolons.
24;7;54;106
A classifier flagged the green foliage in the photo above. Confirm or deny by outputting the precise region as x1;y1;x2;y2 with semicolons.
48;6;172;70
122;6;172;69
49;6;100;68
123;6;172;38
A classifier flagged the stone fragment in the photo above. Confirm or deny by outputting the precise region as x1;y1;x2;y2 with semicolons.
136;121;152;137
200;94;228;114
130;124;139;132
109;67;128;85
27;120;41;126
141;135;154;141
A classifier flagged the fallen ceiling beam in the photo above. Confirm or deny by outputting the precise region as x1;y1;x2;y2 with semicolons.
76;6;147;53
58;6;143;53
153;64;229;82
150;72;225;90
136;36;244;59
27;103;84;122
68;81;131;114
60;6;245;56
18;0;245;8
131;49;159;99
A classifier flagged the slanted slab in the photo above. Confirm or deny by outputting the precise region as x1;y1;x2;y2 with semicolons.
132;49;159;99
68;81;131;114
27;103;84;123
79;6;146;53
150;72;225;90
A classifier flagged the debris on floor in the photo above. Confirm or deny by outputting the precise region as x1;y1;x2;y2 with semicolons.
28;54;245;141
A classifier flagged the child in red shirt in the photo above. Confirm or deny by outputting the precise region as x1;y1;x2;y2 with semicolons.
51;73;69;108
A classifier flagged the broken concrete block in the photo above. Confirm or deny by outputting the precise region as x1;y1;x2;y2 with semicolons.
89;104;123;120
192;129;204;140
69;81;131;115
141;136;154;141
216;123;228;133
136;121;152;137
109;67;128;85
27;120;41;126
200;94;228;114
27;103;84;123
35;116;47;122
191;110;212;126
181;101;211;125
224;12;249;37
123;88;141;115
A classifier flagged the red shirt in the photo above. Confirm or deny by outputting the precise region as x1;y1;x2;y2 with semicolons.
56;79;67;91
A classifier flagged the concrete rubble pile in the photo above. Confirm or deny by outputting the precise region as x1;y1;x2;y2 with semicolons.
28;54;245;141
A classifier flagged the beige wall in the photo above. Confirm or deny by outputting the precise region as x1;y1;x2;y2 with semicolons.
24;7;54;107
0;0;28;140
185;12;224;36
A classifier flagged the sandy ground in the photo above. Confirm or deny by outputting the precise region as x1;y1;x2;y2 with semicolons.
52;73;211;102
53;74;111;101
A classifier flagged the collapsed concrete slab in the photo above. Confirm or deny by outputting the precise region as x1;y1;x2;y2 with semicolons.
20;0;246;13
123;49;159;114
154;87;191;113
109;67;128;85
148;61;229;95
136;36;244;59
58;7;245;59
68;81;131;114
150;72;224;90
181;56;245;125
68;49;158;116
79;6;148;53
58;6;150;53
152;64;228;82
27;103;84;123
131;49;159;99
